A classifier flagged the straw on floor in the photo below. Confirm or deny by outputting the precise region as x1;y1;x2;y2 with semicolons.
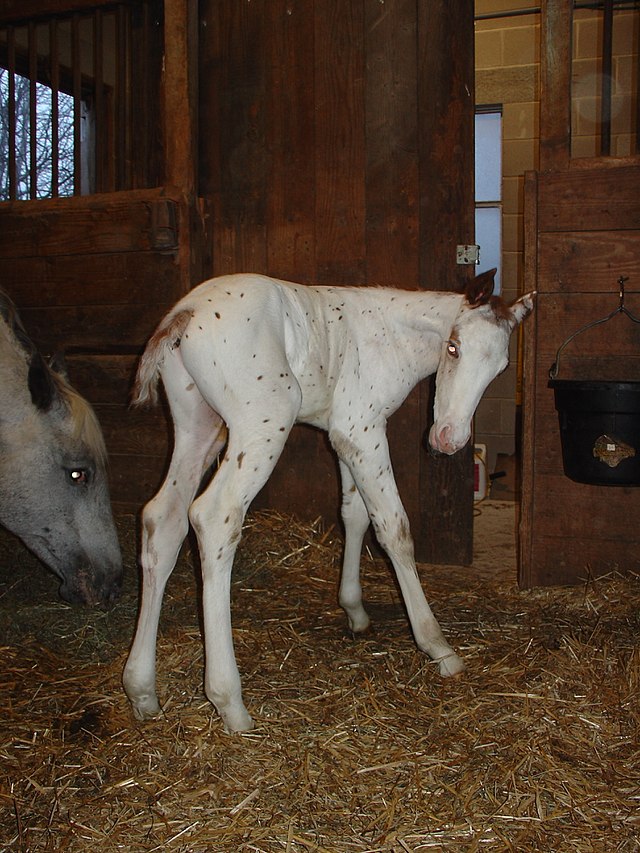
0;503;638;852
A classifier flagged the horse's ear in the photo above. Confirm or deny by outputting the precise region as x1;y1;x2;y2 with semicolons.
509;291;536;327
49;351;70;382
28;352;57;411
464;268;497;307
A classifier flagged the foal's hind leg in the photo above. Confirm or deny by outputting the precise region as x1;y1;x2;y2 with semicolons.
123;387;226;720
189;408;299;733
337;460;371;633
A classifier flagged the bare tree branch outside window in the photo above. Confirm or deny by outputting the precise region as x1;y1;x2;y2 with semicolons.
1;68;76;200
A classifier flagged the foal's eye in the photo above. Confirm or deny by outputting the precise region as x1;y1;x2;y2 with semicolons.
68;468;89;485
446;341;459;359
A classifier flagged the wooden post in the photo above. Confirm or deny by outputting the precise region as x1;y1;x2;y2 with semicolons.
417;0;476;566
162;0;198;197
539;0;572;170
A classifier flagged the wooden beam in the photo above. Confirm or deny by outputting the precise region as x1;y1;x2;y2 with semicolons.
0;0;118;25
162;0;198;197
417;0;475;566
539;0;572;170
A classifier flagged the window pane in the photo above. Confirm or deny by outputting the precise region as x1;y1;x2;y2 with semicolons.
475;206;502;295
475;111;502;202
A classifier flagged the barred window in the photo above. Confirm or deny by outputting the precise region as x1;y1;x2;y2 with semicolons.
0;2;162;201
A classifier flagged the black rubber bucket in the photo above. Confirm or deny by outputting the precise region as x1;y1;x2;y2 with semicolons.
549;379;640;486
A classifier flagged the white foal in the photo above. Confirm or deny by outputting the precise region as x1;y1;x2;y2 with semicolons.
123;269;534;733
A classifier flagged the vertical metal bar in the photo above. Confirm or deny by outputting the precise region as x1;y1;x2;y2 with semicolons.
7;26;17;200
28;21;37;198
636;8;640;154
115;4;128;190
50;19;60;197
600;0;613;156
94;8;104;191
72;13;83;194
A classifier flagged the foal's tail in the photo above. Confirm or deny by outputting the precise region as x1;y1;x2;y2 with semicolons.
132;309;193;407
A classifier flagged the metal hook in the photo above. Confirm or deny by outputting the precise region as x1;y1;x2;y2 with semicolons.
549;275;640;380
618;275;627;309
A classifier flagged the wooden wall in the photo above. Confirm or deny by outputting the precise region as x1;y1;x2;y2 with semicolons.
198;0;477;563
519;0;640;586
0;189;200;513
0;0;478;565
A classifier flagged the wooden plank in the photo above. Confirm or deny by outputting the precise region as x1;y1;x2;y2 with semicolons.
0;0;118;25
417;0;475;566
539;0;572;170
314;0;366;284
0;252;181;309
531;473;640;541
206;0;269;274
534;293;640;364
518;171;540;588
255;425;341;528
537;231;640;291
363;0;421;556
536;166;640;232
109;452;168;512
17;304;173;351
364;0;418;288
163;0;198;196
527;532;640;587
0;190;184;257
264;0;315;282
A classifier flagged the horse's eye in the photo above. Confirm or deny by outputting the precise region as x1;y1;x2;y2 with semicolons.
447;341;459;359
69;468;89;484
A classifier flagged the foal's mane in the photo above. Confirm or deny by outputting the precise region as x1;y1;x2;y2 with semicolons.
0;287;107;466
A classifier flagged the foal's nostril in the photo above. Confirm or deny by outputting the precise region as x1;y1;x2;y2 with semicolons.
437;425;453;453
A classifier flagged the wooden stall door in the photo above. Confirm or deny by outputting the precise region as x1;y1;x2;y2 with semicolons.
199;0;477;565
0;0;203;515
519;0;640;586
0;189;204;514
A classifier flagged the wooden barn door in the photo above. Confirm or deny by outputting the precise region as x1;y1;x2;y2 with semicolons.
198;0;477;565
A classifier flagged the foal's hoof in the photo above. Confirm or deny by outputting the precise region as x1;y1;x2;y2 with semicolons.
437;652;465;678
130;695;163;721
220;707;254;734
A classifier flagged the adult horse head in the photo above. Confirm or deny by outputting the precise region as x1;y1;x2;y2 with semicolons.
0;289;123;606
429;269;535;455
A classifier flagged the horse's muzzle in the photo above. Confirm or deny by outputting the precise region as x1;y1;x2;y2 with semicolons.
425;423;470;456
59;561;123;608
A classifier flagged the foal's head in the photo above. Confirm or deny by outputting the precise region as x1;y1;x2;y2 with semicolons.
428;269;534;455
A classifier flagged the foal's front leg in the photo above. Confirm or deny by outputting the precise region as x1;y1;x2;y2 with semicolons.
332;428;464;678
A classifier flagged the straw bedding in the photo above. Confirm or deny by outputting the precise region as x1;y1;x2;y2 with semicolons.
0;502;638;852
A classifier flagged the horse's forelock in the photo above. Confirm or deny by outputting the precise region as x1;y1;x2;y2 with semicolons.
54;373;108;466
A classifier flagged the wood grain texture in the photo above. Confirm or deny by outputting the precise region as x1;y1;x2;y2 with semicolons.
539;0;571;170
417;0;476;566
521;162;640;587
197;0;476;564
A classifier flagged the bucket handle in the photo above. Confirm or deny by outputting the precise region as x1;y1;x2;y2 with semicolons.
549;276;640;379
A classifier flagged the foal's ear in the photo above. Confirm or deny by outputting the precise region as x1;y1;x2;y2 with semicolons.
28;352;58;411
464;268;496;307
510;291;536;327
